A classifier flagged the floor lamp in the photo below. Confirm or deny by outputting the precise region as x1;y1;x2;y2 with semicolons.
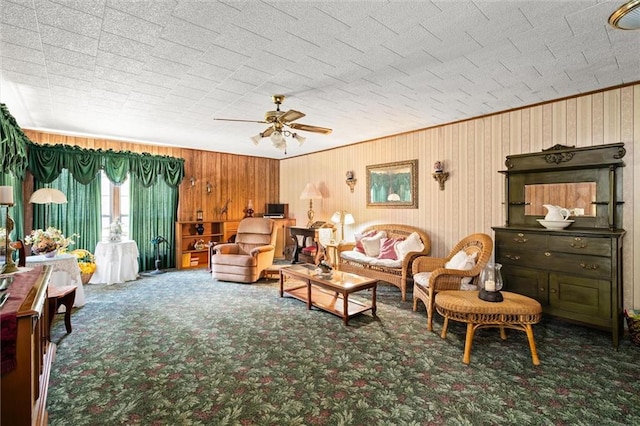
1;186;18;274
330;210;355;242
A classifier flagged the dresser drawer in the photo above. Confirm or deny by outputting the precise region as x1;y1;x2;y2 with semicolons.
497;248;547;267
546;252;611;279
496;231;546;250
547;235;611;257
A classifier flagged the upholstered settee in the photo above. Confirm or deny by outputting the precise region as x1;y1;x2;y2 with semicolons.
336;224;431;301
211;218;278;283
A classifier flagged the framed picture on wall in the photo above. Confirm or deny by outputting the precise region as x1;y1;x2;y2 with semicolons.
366;159;418;208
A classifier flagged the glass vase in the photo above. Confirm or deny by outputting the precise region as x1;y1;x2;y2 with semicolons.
478;262;504;302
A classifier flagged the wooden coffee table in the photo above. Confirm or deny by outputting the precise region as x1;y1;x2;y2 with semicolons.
279;264;377;325
435;290;542;365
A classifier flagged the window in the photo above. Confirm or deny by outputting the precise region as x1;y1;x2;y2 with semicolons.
100;171;130;239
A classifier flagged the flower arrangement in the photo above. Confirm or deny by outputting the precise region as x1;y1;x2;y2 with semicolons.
0;228;7;255
25;227;78;255
70;249;96;284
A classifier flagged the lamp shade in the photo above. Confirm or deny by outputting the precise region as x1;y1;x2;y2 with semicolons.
250;134;262;145
331;210;355;225
29;188;68;204
344;213;355;225
0;186;14;205
300;183;322;200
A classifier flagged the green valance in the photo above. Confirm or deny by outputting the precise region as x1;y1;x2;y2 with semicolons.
0;103;29;178
28;142;185;187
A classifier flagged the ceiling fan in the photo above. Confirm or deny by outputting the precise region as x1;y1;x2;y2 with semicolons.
213;95;332;152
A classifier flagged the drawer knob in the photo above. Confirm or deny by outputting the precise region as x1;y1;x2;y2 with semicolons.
550;288;557;293
505;254;520;260
570;242;588;249
544;252;551;257
539;287;545;292
580;262;600;270
513;237;528;243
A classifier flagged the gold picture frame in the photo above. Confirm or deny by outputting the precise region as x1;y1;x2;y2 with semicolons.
366;160;418;208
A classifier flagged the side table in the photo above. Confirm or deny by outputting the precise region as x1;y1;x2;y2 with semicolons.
434;290;542;365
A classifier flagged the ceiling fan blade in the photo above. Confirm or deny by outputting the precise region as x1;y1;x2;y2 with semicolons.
288;123;333;134
278;109;305;123
261;127;274;137
213;118;268;124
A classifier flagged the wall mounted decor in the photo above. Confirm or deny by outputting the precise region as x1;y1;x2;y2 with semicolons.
366;160;418;208
432;160;449;190
345;171;357;193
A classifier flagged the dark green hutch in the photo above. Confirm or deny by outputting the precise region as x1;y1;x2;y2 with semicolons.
493;143;626;347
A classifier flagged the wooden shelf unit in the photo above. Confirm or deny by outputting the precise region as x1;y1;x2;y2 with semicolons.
176;221;239;269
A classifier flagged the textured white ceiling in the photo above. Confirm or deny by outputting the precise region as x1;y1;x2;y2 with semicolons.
1;0;638;159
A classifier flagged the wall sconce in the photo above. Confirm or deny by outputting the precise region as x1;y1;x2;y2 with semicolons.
345;171;357;193
432;161;449;191
190;176;196;187
206;182;212;194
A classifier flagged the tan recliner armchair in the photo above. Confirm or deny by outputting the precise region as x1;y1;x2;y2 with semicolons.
211;218;277;283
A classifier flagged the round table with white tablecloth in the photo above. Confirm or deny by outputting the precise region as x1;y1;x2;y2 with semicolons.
25;253;86;307
89;240;139;285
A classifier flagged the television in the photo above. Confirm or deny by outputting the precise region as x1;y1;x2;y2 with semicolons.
265;203;288;218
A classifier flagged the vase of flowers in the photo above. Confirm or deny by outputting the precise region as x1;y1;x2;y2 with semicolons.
25;227;78;256
70;249;96;284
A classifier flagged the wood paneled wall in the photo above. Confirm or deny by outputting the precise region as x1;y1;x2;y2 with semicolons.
22;130;280;222
280;84;639;309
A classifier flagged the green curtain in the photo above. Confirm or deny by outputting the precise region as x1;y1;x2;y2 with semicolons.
130;174;178;271
28;142;184;187
1;103;29;180
33;170;101;253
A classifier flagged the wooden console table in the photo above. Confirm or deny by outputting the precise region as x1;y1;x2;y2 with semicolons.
1;265;53;426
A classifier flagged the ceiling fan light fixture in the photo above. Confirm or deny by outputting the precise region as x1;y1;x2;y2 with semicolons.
293;133;306;146
270;130;283;144
609;0;640;29
250;134;262;145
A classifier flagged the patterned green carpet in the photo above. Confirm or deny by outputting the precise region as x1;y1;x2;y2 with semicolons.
47;268;640;425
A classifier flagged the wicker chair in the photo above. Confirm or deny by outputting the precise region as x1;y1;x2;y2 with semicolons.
412;233;493;331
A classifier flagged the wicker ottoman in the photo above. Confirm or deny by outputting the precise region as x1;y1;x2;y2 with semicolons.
435;290;542;365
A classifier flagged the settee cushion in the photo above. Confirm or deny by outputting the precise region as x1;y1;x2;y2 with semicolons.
340;250;403;268
361;231;387;257
354;230;377;253
395;232;424;260
378;237;404;260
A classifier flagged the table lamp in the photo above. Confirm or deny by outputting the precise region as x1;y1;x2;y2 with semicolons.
330;210;355;242
1;186;18;274
300;183;322;227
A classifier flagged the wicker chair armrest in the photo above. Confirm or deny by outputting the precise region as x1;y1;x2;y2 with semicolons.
412;256;447;273
430;268;476;290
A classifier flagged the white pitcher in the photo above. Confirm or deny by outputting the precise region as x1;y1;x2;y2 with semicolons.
543;204;571;221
